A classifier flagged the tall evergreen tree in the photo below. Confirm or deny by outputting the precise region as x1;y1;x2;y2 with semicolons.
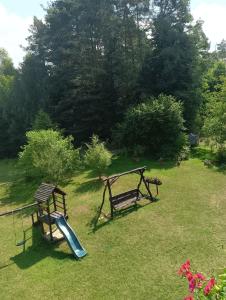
216;39;226;60
0;49;16;157
26;0;150;142
140;0;209;129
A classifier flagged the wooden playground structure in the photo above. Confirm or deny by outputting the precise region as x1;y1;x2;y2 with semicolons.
0;183;67;242
0;183;87;258
0;167;161;257
31;183;68;242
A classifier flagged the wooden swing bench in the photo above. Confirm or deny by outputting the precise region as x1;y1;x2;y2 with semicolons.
111;189;139;210
99;166;161;219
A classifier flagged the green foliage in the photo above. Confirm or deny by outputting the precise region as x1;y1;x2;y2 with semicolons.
0;48;16;158
113;94;187;158
0;0;216;158
203;61;226;93
202;72;226;164
216;39;226;60
24;0;150;142
140;1;209;128
84;135;112;178
203;101;226;147
19;130;80;183
32;110;56;131
0;48;15;76
132;145;146;159
214;270;226;299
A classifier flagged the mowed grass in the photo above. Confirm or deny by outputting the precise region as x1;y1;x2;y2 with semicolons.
1;151;226;299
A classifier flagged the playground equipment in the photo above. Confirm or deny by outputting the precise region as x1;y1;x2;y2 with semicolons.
0;183;87;259
99;166;161;218
54;213;87;258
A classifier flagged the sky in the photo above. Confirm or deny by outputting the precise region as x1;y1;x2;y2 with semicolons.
1;0;226;66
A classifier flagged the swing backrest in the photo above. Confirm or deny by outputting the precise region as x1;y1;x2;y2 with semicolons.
110;189;139;209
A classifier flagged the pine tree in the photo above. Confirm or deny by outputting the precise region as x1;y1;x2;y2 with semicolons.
0;49;16;157
26;0;150;142
140;0;209;129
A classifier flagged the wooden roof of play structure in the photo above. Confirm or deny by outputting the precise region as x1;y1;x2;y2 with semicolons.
34;183;66;203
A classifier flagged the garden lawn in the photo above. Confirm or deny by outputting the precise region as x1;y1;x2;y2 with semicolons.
1;151;226;299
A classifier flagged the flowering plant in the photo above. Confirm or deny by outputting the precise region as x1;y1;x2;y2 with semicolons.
178;260;226;299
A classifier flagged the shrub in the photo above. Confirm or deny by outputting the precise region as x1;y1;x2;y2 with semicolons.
84;135;112;179
113;94;187;159
215;147;226;164
203;100;226;164
19;130;80;183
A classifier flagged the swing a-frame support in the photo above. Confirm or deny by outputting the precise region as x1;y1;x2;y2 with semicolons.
99;166;156;219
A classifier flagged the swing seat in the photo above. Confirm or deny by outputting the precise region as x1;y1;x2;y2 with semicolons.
111;189;139;210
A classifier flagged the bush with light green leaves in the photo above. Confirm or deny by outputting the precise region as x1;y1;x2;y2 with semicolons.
203;92;226;163
19;129;80;183
84;135;112;179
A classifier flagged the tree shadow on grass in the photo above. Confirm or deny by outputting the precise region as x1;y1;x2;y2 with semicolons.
215;165;226;175
0;178;40;216
0;159;20;184
84;155;176;181
10;226;75;269
73;178;103;194
190;147;226;174
190;147;215;161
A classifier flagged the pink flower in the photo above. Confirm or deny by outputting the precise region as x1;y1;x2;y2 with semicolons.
186;271;193;282
188;273;206;292
189;278;196;293
194;273;206;288
194;273;205;281
184;296;194;300
204;278;215;296
178;260;191;276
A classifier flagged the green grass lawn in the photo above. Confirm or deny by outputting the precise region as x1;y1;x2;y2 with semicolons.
1;150;226;299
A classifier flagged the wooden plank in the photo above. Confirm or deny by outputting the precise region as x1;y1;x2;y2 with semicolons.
34;183;55;199
111;189;139;209
111;189;138;201
111;193;138;205
103;167;146;181
35;190;54;196
113;198;137;210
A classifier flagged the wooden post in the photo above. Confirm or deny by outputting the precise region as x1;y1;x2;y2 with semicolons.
31;213;34;226
107;180;114;218
96;185;107;223
62;195;67;218
52;192;57;212
137;170;143;199
46;201;53;241
141;170;153;200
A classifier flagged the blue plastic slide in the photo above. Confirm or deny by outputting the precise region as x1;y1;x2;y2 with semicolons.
55;216;87;259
